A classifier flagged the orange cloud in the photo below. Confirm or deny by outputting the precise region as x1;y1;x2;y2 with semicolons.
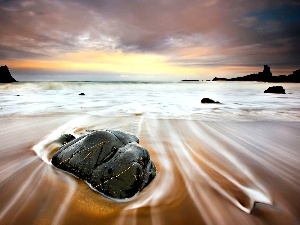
3;50;205;76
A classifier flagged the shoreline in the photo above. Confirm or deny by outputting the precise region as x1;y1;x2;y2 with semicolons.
0;115;299;224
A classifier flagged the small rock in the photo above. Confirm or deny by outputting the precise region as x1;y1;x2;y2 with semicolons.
201;98;221;104
264;86;286;94
79;93;85;96
55;134;76;145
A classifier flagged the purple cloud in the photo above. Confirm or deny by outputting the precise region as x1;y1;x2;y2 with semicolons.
0;0;299;76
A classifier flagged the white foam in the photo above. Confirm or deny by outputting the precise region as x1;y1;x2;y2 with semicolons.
32;115;92;164
1;81;299;120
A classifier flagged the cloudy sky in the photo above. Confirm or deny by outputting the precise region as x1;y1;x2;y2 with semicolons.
0;0;299;81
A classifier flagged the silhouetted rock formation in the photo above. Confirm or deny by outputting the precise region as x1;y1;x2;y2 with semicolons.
274;69;300;82
264;86;286;94
213;65;300;83
52;130;156;199
0;65;17;83
201;98;221;104
79;93;85;95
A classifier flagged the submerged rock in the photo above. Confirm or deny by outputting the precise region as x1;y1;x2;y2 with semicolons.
264;86;286;94
201;98;221;104
51;130;156;199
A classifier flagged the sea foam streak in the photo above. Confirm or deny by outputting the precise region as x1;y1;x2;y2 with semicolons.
1;116;299;224
1;81;300;224
33;116;272;221
1;81;300;120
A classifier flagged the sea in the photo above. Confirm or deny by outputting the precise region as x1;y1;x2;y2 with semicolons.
1;81;300;225
0;81;300;120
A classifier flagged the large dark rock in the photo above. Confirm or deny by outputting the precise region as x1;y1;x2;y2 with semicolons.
51;130;156;199
201;98;221;104
264;86;286;94
0;65;17;83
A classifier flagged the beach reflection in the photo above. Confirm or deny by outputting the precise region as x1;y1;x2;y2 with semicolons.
0;116;299;225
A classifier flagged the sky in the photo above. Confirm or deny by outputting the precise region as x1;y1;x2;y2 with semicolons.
0;0;299;81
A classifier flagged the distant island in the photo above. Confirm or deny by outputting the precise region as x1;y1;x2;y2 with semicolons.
181;79;200;82
0;65;17;83
213;65;300;83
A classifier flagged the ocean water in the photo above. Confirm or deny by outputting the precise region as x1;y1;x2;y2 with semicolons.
1;81;300;225
0;81;300;120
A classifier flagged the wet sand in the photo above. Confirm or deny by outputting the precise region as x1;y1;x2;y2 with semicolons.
0;115;299;225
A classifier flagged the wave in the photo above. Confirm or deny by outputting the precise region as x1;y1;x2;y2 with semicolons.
1;81;300;120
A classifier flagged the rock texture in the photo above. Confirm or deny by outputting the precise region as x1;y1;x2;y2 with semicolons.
201;98;221;104
264;86;286;94
52;130;156;199
0;65;17;83
55;134;76;145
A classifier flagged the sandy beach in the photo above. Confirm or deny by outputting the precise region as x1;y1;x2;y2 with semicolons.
1;0;300;223
0;114;299;225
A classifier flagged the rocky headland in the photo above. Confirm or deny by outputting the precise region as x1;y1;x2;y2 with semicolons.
213;65;300;83
0;65;17;83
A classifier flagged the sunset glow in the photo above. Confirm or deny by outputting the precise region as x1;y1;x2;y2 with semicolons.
0;0;299;81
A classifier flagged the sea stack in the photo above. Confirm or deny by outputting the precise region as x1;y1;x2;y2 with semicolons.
0;65;17;83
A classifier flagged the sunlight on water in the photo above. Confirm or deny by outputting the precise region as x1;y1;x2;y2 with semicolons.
1;81;300;224
14;116;296;224
1;115;300;224
113;119;273;225
0;162;43;220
